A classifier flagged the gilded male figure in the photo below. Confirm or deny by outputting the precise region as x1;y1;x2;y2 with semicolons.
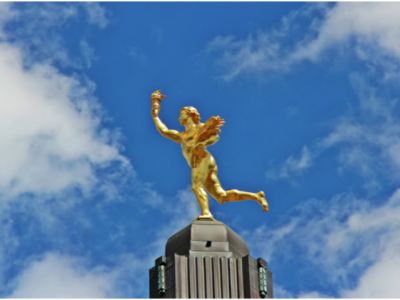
151;90;268;220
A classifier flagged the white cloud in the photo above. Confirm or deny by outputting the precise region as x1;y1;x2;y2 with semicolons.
342;235;400;298
1;3;109;69
207;33;287;81
292;3;400;62
0;3;119;201
299;291;329;298
80;40;97;68
241;218;298;262
206;4;323;80
273;284;294;298
82;3;109;29
0;3;162;298
0;43;125;197
267;146;312;180
10;253;112;298
268;71;400;187
208;3;400;81
245;188;400;297
317;73;400;186
4;3;78;68
244;7;400;295
210;3;400;187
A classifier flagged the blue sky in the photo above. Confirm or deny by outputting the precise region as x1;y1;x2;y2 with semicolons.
1;2;400;298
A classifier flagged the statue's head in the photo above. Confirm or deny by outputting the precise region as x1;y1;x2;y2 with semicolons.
179;107;201;125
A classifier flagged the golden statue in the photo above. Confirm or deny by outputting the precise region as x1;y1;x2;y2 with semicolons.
151;90;268;220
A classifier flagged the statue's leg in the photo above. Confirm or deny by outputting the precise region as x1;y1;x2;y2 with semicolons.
205;169;269;212
191;166;213;218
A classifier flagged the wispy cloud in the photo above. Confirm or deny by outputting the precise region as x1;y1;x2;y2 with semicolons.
317;73;400;189
210;3;400;187
0;4;162;298
291;3;400;63
342;231;400;298
244;189;400;297
218;6;400;296
206;3;326;80
268;70;400;193
208;3;400;81
10;253;113;298
267;146;312;180
0;3;18;39
129;47;147;63
0;42;126;197
82;2;110;29
80;40;97;69
3;3;109;69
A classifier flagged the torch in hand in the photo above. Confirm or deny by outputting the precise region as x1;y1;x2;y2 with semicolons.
151;90;166;118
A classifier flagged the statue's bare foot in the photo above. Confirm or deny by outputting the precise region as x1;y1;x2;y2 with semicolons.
196;213;216;221
257;191;269;212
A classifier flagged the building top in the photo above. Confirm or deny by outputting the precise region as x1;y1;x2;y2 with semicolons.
165;220;250;258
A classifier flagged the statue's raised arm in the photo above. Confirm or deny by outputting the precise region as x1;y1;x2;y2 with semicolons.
151;90;181;144
151;90;268;221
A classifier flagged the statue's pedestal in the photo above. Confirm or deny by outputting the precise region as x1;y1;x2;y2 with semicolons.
149;220;273;298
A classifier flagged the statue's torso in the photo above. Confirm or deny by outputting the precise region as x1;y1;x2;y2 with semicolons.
181;123;212;168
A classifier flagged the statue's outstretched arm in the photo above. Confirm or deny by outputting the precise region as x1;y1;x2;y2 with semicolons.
151;90;182;144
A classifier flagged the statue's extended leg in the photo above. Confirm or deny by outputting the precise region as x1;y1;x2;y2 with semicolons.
205;170;269;212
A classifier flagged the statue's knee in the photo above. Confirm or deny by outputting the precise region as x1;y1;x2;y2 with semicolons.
217;191;227;203
192;184;204;194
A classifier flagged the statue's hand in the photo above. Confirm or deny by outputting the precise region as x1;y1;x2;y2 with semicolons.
151;90;166;101
151;90;166;118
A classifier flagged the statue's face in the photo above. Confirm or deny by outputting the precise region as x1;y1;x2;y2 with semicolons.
179;110;189;126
